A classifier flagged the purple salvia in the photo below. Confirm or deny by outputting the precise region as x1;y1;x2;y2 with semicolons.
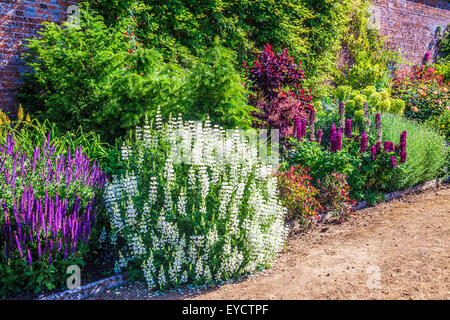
27;249;32;268
14;233;23;257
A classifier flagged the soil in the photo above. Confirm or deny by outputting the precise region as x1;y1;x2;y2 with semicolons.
89;185;450;300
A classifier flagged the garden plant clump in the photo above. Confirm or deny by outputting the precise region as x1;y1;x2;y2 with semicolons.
0;133;107;296
103;112;287;290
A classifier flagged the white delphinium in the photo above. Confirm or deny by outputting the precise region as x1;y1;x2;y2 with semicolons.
108;114;287;291
109;201;124;234
194;256;204;282
156;211;179;247
187;166;196;188
218;180;232;220
164;156;175;186
130;233;146;258
180;271;188;284
143;253;157;288
136;126;142;141
142;117;152;148
114;251;128;274
125;195;138;226
177;190;186;216
158;266;166;288
121;143;131;161
139;216;148;235
123;173;138;197
148;176;158;205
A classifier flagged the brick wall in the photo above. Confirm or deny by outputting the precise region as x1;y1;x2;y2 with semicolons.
371;0;450;67
0;0;80;114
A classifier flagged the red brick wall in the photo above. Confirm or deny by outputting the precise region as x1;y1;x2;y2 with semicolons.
371;0;450;68
0;0;80;114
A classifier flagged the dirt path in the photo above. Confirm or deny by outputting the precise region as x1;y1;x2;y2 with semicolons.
90;186;450;300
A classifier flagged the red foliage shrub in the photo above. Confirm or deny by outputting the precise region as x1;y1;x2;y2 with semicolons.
246;44;313;138
277;165;322;226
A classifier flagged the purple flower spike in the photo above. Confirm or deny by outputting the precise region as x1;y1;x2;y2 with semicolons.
301;117;307;138
27;249;32;268
390;156;398;168
345;119;352;139
360;132;368;154
371;145;377;161
375;141;381;155
400;151;407;163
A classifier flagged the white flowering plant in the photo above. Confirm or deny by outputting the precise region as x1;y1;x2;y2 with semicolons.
103;110;287;290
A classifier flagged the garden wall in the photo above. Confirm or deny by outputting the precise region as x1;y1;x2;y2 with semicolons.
371;0;450;66
0;0;449;113
0;0;80;114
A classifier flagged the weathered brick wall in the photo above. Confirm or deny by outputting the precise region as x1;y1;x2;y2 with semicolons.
0;0;80;114
371;0;450;67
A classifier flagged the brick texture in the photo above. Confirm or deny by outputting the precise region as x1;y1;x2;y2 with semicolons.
0;0;449;113
0;0;80;114
371;0;450;68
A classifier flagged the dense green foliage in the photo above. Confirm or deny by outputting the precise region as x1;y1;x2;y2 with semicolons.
180;45;255;128
19;4;184;143
91;0;384;97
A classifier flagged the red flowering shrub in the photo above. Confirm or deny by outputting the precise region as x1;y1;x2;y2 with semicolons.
392;65;449;136
246;44;313;138
318;173;356;223
277;165;321;226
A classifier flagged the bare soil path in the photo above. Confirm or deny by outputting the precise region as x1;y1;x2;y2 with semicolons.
90;186;450;300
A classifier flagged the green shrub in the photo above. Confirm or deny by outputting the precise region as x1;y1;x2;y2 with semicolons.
104;112;287;290
179;45;255;129
381;113;447;190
